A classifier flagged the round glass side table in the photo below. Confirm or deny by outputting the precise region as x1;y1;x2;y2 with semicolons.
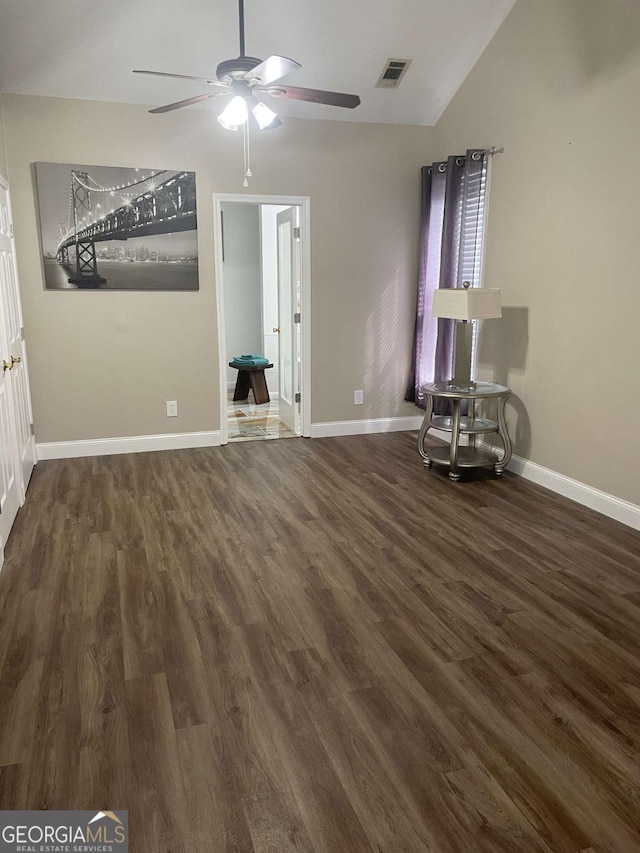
418;381;513;481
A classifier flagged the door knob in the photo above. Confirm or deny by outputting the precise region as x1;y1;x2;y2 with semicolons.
2;360;11;373
11;356;21;366
273;327;280;333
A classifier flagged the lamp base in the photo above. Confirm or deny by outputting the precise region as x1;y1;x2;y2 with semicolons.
438;322;475;392
445;378;477;392
452;320;474;385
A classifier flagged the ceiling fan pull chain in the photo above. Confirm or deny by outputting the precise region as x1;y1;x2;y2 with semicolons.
246;122;252;178
243;121;252;187
242;121;248;185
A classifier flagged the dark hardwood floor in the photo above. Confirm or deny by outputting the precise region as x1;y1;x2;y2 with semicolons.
1;432;640;852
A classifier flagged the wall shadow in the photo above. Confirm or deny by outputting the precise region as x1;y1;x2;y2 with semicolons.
477;306;531;457
477;306;529;382
566;0;640;83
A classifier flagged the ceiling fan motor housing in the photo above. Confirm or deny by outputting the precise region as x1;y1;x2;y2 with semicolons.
216;56;262;83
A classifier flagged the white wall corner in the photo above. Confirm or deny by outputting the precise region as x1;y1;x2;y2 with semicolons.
36;430;222;460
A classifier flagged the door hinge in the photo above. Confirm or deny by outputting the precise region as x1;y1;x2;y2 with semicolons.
293;226;301;240
295;392;301;403
20;326;25;341
294;312;301;324
30;423;35;436
9;223;14;239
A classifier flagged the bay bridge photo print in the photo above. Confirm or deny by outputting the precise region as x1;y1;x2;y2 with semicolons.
35;162;198;290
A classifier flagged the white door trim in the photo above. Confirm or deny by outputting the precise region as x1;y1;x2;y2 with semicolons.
213;193;311;444
276;206;298;434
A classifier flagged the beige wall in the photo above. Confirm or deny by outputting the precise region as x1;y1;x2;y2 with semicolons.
0;95;7;179
433;0;640;505
2;93;432;441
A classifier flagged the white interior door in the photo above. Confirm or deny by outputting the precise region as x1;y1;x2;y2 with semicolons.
0;178;35;539
0;201;20;550
276;207;300;433
0;342;20;553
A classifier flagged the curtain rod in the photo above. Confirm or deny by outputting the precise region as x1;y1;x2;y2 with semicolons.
483;146;504;156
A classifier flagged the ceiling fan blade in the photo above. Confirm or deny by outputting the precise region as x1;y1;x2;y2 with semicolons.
246;55;301;86
149;91;225;114
133;69;228;88
260;85;361;109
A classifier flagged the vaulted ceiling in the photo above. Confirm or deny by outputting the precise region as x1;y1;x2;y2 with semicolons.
0;0;516;125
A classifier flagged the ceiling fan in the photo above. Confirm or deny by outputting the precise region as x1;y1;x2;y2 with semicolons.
133;0;361;132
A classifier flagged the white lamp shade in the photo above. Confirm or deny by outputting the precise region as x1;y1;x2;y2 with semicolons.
432;287;501;320
251;100;281;130
218;96;249;130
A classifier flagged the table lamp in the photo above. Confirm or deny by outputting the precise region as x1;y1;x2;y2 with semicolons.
431;282;501;390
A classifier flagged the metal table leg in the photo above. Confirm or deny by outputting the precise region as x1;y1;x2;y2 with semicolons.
449;398;462;481
417;394;434;465
494;390;513;476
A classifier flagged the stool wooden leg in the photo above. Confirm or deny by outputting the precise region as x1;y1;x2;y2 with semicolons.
233;370;251;401
249;369;270;405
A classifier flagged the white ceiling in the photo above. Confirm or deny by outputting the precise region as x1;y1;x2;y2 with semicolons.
0;0;516;126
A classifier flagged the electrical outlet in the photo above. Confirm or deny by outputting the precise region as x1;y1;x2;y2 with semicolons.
354;390;364;405
166;400;178;417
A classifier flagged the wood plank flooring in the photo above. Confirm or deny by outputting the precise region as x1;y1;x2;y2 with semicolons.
1;432;640;852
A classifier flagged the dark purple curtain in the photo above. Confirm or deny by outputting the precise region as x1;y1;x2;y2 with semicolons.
406;150;486;409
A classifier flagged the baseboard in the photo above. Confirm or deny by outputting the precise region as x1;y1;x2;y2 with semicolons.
476;441;640;531
309;416;465;445
36;430;222;460
314;417;640;530
311;416;423;438
35;424;638;529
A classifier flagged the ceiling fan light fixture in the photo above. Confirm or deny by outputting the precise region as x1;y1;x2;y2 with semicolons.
218;95;248;130
251;100;281;130
137;0;360;183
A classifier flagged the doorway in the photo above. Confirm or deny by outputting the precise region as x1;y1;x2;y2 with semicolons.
213;194;311;445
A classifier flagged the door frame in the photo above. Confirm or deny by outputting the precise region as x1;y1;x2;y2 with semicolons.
213;193;311;445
